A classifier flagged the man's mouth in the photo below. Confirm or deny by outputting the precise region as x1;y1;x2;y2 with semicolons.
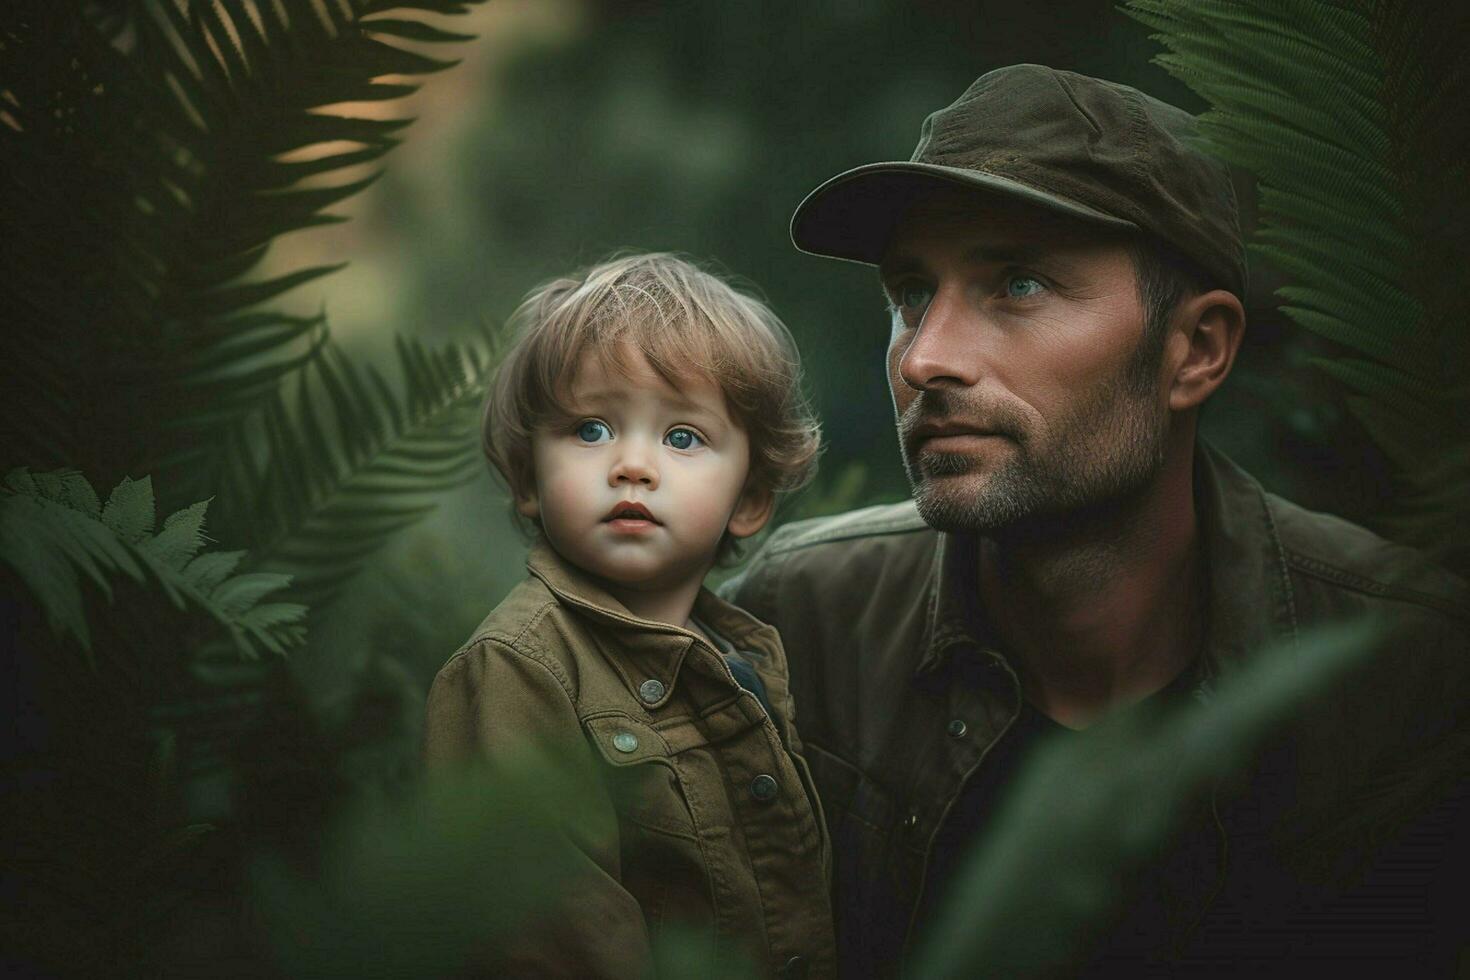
603;501;660;524
909;420;1006;449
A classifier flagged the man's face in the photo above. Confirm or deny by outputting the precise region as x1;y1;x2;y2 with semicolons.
880;190;1171;534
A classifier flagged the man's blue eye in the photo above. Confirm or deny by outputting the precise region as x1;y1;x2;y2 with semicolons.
899;283;933;310
1006;275;1044;299
577;420;611;443
665;427;703;450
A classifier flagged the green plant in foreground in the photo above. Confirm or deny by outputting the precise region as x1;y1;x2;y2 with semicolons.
0;467;305;658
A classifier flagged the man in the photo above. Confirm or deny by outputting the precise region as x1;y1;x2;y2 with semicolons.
723;64;1467;976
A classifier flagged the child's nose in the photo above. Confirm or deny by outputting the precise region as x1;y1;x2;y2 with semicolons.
609;441;659;489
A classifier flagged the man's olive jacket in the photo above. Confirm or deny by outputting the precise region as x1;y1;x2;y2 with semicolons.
722;445;1468;976
424;540;837;979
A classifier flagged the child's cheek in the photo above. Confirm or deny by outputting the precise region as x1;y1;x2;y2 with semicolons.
545;475;589;526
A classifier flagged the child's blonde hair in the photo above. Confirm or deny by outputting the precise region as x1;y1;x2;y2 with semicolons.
483;252;821;533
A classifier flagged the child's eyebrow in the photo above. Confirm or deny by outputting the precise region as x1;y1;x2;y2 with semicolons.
567;385;731;427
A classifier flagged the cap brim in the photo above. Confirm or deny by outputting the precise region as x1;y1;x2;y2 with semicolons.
790;162;1139;265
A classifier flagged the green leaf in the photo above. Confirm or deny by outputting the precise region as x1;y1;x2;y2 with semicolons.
182;550;247;593
219;329;501;611
211;572;296;616
144;499;212;567
101;476;156;543
1;469;305;658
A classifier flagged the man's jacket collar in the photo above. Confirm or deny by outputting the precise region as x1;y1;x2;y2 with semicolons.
913;443;1300;681
526;538;779;707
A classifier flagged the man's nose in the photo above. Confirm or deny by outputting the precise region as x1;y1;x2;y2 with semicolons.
896;289;986;391
609;437;659;489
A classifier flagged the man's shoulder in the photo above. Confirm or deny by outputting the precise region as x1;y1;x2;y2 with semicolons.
723;500;938;615
1263;489;1469;623
761;499;933;555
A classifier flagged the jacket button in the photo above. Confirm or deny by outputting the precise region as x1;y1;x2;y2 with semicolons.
946;718;968;738
638;678;665;704
612;731;638;753
750;773;779;802
778;955;808;979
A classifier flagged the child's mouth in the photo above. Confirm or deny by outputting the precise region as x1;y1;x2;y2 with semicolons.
603;502;660;526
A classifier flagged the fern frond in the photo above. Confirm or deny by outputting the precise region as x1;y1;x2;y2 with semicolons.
215;328;496;610
1125;0;1470;571
0;1;485;505
0;468;307;657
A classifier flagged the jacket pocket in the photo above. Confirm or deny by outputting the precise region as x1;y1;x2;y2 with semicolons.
583;713;718;947
584;713;700;840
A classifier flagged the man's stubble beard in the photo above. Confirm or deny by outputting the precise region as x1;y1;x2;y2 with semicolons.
898;361;1169;535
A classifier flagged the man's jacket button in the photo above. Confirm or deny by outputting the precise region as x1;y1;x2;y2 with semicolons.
612;731;638;753
750;773;779;802
638;678;665;704
778;955;808;979
946;718;968;738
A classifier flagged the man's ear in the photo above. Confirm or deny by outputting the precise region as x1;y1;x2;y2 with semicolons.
727;484;775;539
1168;288;1245;412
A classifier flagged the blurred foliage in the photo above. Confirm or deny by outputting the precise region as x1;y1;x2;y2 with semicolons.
2;0;484;508
251;764;593;977
218;333;495;609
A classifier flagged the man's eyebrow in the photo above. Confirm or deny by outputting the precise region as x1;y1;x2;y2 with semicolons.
964;243;1047;265
877;254;926;283
879;243;1051;280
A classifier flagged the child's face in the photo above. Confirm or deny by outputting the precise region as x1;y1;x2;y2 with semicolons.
516;344;772;595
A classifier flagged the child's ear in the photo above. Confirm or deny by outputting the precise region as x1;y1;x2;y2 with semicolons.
514;483;541;520
727;484;775;539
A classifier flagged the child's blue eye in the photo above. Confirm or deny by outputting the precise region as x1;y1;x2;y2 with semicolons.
577;420;612;443
664;427;703;450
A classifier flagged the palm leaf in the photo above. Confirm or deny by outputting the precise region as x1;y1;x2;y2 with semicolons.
1124;0;1470;574
0;467;306;657
0;0;485;507
214;327;497;610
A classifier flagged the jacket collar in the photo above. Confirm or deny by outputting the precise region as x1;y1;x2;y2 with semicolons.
914;442;1300;681
525;538;779;707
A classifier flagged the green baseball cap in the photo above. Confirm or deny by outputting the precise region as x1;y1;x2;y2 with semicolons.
791;64;1247;297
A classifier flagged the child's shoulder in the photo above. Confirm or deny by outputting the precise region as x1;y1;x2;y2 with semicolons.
437;574;573;677
461;572;563;651
433;572;624;703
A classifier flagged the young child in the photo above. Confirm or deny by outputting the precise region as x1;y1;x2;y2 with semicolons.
423;253;837;977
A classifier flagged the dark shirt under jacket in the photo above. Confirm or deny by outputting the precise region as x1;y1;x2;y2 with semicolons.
915;667;1200;963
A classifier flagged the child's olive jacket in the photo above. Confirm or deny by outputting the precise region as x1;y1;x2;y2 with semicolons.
423;540;837;979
